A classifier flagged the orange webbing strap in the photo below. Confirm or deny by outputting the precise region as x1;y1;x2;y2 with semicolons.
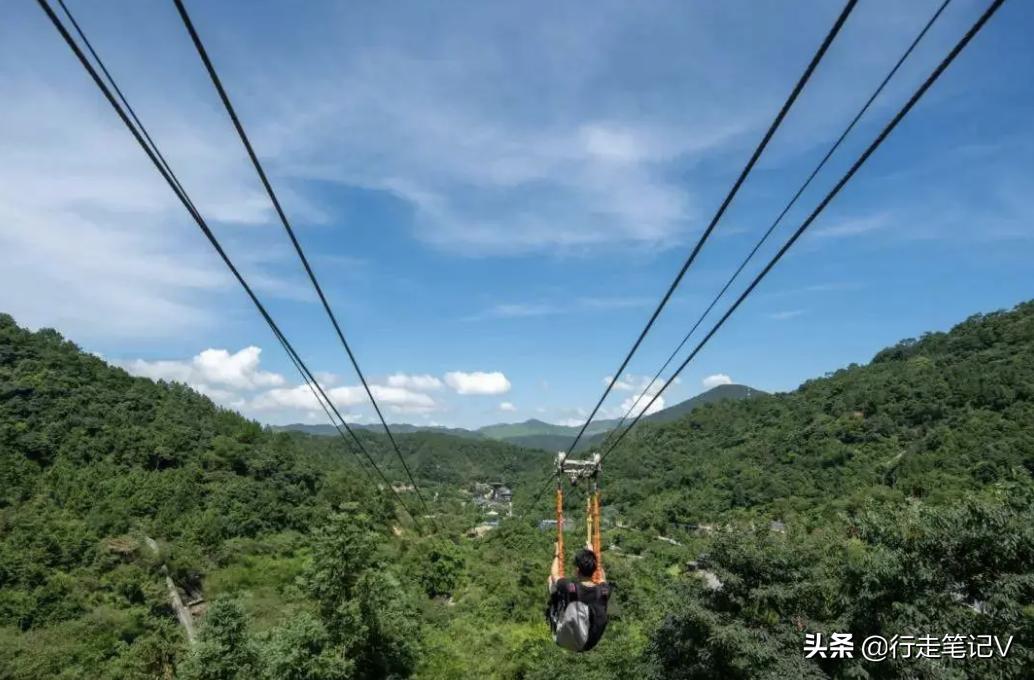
555;484;564;578
591;488;603;584
586;493;593;549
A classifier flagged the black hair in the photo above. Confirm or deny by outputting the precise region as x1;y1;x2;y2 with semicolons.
574;548;597;578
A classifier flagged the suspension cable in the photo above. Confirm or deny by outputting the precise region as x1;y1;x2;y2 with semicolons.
170;0;433;519
53;0;376;478
38;0;422;527
565;0;859;456
598;0;954;451
600;0;1006;464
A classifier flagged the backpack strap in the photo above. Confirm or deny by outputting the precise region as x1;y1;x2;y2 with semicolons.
577;582;611;652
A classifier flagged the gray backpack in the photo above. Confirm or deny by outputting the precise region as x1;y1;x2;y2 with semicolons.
547;580;611;652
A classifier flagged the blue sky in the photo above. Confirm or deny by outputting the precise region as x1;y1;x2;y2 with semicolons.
1;0;1031;428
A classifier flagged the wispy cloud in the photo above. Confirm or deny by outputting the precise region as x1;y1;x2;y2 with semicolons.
577;296;652;311
0;59;319;341
811;214;889;239
760;281;863;300
466;296;651;321
467;303;560;321
767;309;806;321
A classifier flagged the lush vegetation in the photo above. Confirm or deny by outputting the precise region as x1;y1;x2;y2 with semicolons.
1;301;1032;678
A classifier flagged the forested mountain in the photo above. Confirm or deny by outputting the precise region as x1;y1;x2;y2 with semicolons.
600;303;1034;527
0;313;540;678
2;301;1033;679
640;382;764;423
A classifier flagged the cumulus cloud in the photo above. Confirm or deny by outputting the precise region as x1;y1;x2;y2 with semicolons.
444;371;511;395
249;382;436;415
702;373;732;389
249;384;322;412
192;348;285;389
314;371;341;387
499;401;517;412
386;373;444;391
123;346;285;391
123;346;440;418
604;373;673;392
603;375;637;391
365;385;438;414
619;392;665;418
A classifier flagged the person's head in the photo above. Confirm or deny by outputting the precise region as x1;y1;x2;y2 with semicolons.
574;548;597;578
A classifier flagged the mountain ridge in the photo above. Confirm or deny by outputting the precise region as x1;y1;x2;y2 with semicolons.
272;383;765;450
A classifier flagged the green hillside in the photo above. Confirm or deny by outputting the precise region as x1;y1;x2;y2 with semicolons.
477;418;616;441
600;302;1034;527
2;301;1033;679
0;313;541;678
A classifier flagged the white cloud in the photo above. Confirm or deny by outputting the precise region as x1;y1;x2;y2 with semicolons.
767;309;806;321
468;297;651;322
597;372;682;419
122;346;285;391
192;348;285;389
248;384;321;412
477;303;560;320
314;371;341;387
603;375;637;391
812;214;889;239
702;373;732;389
321;384;436;414
249;382;437;415
444;371;511;395
499;401;517;412
123;346;439;418
577;296;652;311
0;51;317;342
365;385;438;414
603;373;668;392
219;2;812;257
619;392;665;418
386;373;444;390
4;0;1026;352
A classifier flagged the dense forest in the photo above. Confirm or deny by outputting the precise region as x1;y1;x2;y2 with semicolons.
1;301;1032;678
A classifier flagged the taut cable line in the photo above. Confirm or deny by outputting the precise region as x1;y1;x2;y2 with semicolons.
171;0;434;521
600;0;1007;464
599;0;954;452
38;0;422;528
564;0;859;457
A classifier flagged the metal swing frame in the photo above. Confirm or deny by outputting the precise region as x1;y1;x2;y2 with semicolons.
553;451;603;583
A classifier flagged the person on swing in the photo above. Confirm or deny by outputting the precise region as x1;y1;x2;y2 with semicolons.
546;542;610;652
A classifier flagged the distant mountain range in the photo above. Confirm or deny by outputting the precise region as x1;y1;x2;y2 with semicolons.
272;383;764;451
